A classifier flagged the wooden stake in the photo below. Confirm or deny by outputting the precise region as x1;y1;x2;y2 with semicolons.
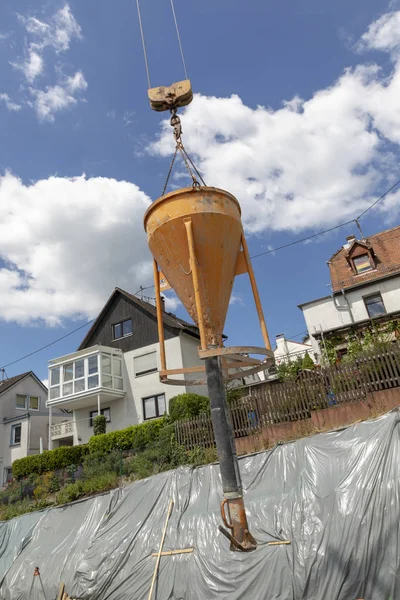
151;548;194;557
267;540;291;546
57;584;65;600
148;500;174;600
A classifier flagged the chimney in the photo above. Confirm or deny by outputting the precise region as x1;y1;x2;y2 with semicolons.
160;296;165;312
275;334;285;347
343;234;356;249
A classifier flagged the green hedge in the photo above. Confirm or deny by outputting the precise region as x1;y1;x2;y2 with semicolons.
88;418;166;454
12;445;89;479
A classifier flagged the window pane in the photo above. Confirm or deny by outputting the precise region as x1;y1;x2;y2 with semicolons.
16;394;26;409
63;382;73;396
29;396;39;410
102;354;111;374
113;357;122;377
63;363;73;382
365;294;386;317
75;359;84;379
114;377;123;390
88;355;98;375
113;323;122;339
50;386;60;400
103;374;112;388
134;352;157;376
354;255;372;274
50;368;60;386
12;425;21;444
144;397;156;419
88;375;99;389
102;408;111;422
157;394;166;416
123;319;132;336
74;379;85;393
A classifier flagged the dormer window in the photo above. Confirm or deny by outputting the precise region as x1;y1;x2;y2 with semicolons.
353;254;373;274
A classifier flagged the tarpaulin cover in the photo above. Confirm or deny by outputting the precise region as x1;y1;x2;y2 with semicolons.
0;410;399;600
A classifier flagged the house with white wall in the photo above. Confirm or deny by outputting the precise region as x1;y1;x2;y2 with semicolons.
274;334;316;365
0;372;66;484
299;226;400;361
47;288;208;446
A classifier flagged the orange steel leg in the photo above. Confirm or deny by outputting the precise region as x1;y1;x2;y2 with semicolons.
183;217;208;350
153;259;167;373
241;233;271;350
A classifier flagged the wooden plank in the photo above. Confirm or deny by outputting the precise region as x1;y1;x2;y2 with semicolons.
383;348;396;388
57;584;65;600
148;500;174;600
151;548;194;557
267;540;291;546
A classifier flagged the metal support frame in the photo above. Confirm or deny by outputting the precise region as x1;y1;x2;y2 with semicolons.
205;355;257;551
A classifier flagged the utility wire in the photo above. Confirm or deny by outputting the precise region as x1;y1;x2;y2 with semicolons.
0;319;96;370
170;0;188;80
2;179;399;371
357;176;400;219
136;0;151;88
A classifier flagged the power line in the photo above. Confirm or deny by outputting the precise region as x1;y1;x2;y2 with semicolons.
357;176;400;219
0;318;96;370
3;178;399;371
250;220;355;260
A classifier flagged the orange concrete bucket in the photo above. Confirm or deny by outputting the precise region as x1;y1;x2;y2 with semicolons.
144;186;243;348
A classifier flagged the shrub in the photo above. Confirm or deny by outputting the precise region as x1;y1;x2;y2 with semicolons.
81;473;119;495
302;353;315;370
187;446;218;467
169;393;209;422
12;445;89;479
56;481;84;505
93;414;107;436
88;418;166;454
82;450;122;480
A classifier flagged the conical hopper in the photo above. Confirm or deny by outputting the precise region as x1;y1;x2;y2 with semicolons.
144;186;242;348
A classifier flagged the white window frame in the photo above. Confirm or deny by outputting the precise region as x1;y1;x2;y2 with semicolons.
10;423;22;446
49;353;100;400
134;352;158;377
15;394;40;411
112;318;133;341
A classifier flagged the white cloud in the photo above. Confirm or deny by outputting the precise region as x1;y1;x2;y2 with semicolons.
11;50;44;82
0;172;151;324
358;11;400;53
0;93;21;112
149;11;400;234
229;294;244;306
4;4;86;120
19;4;81;55
163;293;181;312
30;71;87;122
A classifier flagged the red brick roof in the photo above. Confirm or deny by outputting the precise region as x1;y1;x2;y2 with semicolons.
329;225;400;292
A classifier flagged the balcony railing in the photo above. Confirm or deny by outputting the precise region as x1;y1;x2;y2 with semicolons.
51;421;74;439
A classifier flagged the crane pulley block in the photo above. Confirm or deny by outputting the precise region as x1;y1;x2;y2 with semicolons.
148;79;193;112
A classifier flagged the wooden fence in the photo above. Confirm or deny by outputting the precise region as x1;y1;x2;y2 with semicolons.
175;344;400;450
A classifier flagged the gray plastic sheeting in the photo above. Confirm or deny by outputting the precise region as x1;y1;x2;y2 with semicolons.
0;410;399;600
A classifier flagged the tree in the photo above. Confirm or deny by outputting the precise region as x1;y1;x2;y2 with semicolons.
93;414;107;436
301;353;315;370
168;393;210;422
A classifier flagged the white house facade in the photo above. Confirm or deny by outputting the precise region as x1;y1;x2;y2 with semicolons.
47;289;208;446
299;227;400;360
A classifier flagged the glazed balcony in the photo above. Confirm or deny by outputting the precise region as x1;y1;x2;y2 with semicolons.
47;345;125;410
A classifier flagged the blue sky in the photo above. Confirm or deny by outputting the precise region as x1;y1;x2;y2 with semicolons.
0;0;399;383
